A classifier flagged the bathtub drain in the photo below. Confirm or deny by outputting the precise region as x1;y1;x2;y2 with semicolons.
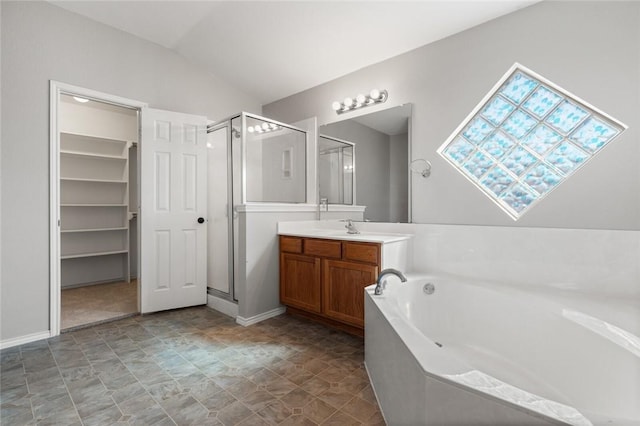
423;283;435;295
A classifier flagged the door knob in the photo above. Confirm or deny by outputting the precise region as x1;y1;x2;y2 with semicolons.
197;217;205;224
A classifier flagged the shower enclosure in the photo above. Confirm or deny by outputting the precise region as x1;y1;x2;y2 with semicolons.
318;134;355;205
207;112;307;302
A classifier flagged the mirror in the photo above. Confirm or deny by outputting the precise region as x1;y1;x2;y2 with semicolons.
238;114;307;203
319;103;411;223
318;135;354;205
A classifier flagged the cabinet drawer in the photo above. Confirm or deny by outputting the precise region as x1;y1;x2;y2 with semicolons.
343;241;380;264
280;236;302;254
304;238;341;259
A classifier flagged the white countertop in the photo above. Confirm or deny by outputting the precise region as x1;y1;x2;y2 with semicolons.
278;228;412;244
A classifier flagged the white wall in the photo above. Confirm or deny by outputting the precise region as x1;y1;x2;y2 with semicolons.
292;220;639;340
264;1;640;230
0;1;261;343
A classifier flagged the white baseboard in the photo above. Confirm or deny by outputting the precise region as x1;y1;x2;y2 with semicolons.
0;330;51;350
207;294;238;318
236;306;286;327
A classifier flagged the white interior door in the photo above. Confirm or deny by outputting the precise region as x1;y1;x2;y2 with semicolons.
140;108;208;313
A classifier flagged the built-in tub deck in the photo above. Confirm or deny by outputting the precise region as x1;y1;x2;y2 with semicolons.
364;274;640;425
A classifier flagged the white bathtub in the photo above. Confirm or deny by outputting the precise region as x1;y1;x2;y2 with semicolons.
364;275;640;425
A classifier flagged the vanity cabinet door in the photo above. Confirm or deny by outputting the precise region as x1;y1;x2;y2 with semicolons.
322;259;378;327
280;253;322;313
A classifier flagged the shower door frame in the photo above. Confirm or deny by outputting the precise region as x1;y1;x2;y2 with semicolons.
231;111;308;205
207;120;237;302
207;112;309;303
318;134;356;206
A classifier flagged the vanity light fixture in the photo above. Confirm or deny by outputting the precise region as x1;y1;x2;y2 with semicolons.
247;122;282;134
332;88;388;114
72;96;90;103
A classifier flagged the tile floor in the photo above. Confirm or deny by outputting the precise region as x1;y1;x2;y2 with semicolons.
0;307;385;425
62;280;138;330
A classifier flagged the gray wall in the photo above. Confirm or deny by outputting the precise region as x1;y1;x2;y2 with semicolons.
389;133;408;222
0;1;261;342
321;120;391;222
264;1;640;231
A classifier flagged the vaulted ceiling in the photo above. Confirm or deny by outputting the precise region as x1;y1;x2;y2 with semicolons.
50;1;538;105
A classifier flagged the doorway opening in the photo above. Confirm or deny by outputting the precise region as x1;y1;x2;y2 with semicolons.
58;94;139;330
50;82;146;334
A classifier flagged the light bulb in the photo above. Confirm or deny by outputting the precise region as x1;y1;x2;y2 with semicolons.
370;89;381;100
73;96;89;103
343;97;354;108
270;123;278;129
356;94;366;104
332;101;341;111
262;123;269;130
247;126;254;133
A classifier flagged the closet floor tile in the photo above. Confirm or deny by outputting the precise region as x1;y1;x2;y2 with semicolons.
61;279;138;330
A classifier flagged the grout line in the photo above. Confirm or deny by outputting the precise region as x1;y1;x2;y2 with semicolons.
99;326;178;425
44;339;85;426
7;308;376;426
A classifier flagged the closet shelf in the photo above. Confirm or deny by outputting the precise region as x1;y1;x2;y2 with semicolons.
61;203;127;207
61;227;128;233
61;250;128;260
59;103;133;289
60;150;127;160
61;177;127;184
60;131;128;145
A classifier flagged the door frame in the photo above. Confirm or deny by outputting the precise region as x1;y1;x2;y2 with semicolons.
49;81;147;337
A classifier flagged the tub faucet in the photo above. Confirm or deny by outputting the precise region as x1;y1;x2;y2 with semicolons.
374;269;407;295
345;219;360;234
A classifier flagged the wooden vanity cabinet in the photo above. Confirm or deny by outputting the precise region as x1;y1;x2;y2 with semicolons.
280;252;321;313
323;259;378;328
279;235;380;335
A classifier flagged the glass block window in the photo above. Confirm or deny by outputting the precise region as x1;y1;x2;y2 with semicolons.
437;63;627;220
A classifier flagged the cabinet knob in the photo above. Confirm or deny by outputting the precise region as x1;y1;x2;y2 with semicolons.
197;217;205;224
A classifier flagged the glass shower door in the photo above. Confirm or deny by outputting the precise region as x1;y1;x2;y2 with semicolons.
206;125;234;299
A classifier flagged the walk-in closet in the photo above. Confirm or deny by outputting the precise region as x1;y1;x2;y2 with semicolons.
58;94;139;329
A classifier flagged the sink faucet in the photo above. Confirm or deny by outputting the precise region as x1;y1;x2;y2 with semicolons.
345;219;360;234
374;268;407;295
